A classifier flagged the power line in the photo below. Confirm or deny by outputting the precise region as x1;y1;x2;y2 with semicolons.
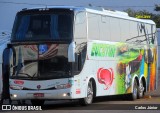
0;1;46;6
0;1;156;7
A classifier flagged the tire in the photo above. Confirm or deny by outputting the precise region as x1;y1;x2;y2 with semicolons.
138;80;144;99
31;100;45;106
129;79;138;100
79;81;94;106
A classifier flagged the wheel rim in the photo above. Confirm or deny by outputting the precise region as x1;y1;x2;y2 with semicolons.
86;82;93;104
139;81;144;97
133;81;138;99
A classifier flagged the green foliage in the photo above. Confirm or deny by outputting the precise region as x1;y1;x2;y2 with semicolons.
124;8;151;17
151;13;160;28
155;4;160;11
124;8;160;28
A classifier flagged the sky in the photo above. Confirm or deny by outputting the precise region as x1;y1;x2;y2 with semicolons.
0;0;160;31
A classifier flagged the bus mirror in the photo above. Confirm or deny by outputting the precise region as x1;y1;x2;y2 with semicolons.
68;41;75;62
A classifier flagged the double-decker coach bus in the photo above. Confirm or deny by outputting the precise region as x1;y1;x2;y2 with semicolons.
0;6;158;105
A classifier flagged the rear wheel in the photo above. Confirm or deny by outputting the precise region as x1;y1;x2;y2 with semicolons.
138;80;144;99
79;81;93;106
31;100;45;106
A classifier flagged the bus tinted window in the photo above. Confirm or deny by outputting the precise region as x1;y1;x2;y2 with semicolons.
12;14;73;42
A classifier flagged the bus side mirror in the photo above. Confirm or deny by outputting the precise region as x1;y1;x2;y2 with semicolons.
68;41;75;62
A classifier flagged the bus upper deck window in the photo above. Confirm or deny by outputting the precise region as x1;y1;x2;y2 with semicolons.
11;11;73;42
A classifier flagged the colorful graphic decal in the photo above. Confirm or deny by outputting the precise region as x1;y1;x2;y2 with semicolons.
23;44;59;60
24;45;38;52
116;44;146;94
91;43;116;57
91;42;157;94
9;44;69;79
97;68;114;90
23;45;38;60
39;44;48;54
39;44;59;60
146;48;157;91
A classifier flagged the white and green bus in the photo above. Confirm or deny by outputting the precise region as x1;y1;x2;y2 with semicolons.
1;6;158;105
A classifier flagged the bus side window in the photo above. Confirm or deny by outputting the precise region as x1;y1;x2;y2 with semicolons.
119;19;130;42
74;12;86;39
110;17;121;42
78;46;87;71
99;16;111;41
72;46;87;74
88;13;100;40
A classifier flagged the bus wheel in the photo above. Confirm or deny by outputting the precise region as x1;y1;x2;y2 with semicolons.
130;79;138;100
79;81;93;106
31;99;45;106
138;80;144;99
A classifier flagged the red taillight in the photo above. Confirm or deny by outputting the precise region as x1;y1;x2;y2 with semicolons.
14;80;24;85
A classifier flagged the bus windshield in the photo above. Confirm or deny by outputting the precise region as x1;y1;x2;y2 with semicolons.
11;11;73;42
10;56;71;80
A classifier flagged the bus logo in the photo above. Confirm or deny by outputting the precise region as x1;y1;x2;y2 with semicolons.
97;68;114;90
37;85;41;89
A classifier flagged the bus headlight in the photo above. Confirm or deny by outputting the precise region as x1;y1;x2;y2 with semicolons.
63;93;67;97
13;94;17;98
10;85;23;90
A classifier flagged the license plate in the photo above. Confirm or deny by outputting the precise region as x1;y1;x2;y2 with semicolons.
33;93;44;97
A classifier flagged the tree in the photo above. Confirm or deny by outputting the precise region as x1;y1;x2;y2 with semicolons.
154;4;160;28
124;8;151;18
124;8;160;28
155;4;160;11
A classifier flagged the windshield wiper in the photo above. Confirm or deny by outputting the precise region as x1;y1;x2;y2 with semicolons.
11;72;37;79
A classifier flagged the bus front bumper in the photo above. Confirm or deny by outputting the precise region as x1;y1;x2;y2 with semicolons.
10;89;73;100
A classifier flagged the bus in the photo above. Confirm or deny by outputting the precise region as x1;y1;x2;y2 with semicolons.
1;6;158;106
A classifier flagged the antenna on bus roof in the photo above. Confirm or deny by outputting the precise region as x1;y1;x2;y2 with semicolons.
22;8;27;11
88;4;92;7
103;8;115;12
87;4;104;11
44;5;49;10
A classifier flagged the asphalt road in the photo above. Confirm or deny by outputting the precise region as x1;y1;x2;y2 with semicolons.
1;71;160;113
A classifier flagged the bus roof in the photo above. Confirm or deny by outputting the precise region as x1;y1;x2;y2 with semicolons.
21;5;155;25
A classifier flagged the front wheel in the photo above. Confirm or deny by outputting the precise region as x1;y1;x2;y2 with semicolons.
129;79;138;100
79;81;94;106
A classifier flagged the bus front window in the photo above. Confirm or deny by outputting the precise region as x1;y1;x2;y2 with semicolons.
12;12;73;42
